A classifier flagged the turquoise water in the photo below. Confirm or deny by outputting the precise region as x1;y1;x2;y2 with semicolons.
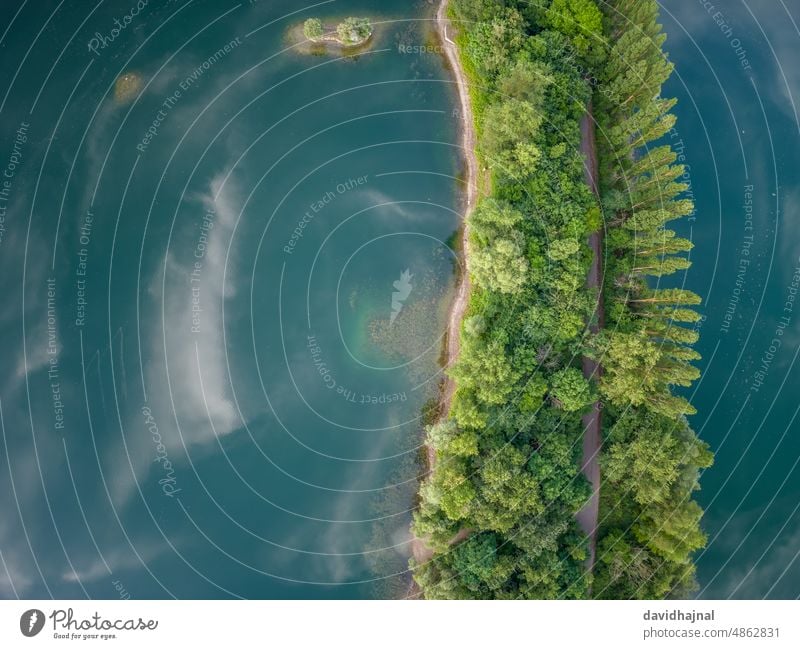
0;0;460;598
660;0;800;598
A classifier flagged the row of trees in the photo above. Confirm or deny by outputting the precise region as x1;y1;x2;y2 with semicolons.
412;0;712;599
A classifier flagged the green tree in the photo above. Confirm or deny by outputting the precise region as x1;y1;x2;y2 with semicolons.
546;236;581;261
450;338;520;406
412;0;712;601
543;0;604;61
469;197;525;237
597;330;699;417
469;236;529;293
472;445;544;532
463;314;486;337
630;254;691;277
464;8;526;77
518;373;549;413
449;533;515;593
497;60;552;106
604;414;681;505
413;498;462;551
467;199;530;293
594;531;689;599
632;229;694;257
627;287;702;307
424;459;476;521
427;420;479;458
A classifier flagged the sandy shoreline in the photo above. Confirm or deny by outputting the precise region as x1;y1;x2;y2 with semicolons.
407;0;479;586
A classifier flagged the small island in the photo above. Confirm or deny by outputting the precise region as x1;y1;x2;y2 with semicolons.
303;16;373;47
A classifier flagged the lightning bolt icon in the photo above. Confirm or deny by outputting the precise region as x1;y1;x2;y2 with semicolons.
28;611;38;632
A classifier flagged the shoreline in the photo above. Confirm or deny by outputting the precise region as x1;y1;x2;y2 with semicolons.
408;0;479;589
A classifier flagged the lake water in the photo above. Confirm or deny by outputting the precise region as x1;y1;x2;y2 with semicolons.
660;0;800;598
0;0;460;598
1;0;798;600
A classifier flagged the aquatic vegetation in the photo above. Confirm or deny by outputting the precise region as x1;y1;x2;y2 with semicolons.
413;0;710;600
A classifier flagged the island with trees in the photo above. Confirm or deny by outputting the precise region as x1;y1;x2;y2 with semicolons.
303;16;373;47
412;0;712;599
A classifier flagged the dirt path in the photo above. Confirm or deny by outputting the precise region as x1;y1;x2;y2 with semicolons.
577;102;603;578
408;0;479;578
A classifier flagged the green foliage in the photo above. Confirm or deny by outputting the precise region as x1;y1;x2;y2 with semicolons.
590;0;711;599
303;18;323;40
448;534;515;594
469;236;529;293
604;410;682;505
635;500;707;564
414;0;598;600
546;236;581;261
430;459;476;521
449;338;519;406
471;445;544;532
594;530;695;599
585;204;602;231
451;0;509;23
481;99;542;178
463;7;526;78
467;199;531;292
543;0;605;62
336;17;372;44
550;367;593;412
497;60;552;105
463;314;486;337
597;330;699;417
427;420;479;458
414;0;710;601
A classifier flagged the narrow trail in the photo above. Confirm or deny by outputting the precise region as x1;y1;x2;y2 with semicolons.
577;101;603;578
434;0;477;430
408;0;479;575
